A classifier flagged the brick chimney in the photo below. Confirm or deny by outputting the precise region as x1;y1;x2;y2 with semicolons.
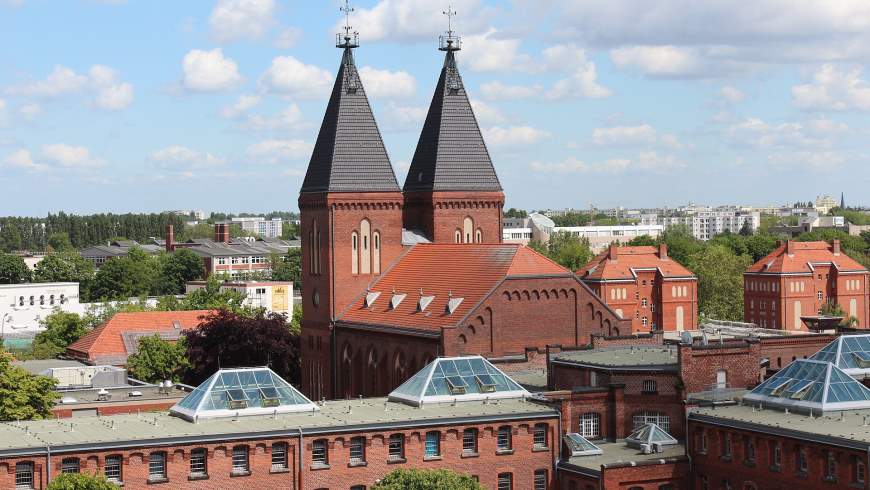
786;240;795;256
658;243;668;260
832;239;841;255
215;223;230;243
165;224;174;253
608;244;619;261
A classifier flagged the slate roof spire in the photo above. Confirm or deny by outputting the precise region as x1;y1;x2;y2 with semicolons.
403;20;502;193
300;6;399;194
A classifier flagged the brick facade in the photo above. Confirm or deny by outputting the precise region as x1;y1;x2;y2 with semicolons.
402;191;504;245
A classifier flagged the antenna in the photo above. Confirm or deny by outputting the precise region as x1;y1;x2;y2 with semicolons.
336;0;359;48
439;4;461;52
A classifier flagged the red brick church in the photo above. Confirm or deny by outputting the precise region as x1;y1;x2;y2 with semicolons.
298;33;628;401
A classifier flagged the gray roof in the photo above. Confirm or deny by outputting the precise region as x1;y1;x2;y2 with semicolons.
12;359;88;375
403;50;502;193
301;47;400;194
559;441;686;476
552;346;678;371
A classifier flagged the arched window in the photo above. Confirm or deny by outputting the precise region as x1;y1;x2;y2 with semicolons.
351;231;359;274
579;412;600;438
360;219;371;274
455;230;462;243
475;229;482;243
373;231;381;274
463;217;473;243
632;411;670;432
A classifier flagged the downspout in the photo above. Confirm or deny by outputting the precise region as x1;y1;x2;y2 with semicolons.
866;444;869;490
556;409;562;488
45;445;51;485
298;427;304;490
685;406;691;488
330;205;337;400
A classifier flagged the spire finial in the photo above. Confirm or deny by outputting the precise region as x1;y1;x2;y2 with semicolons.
439;4;461;52
336;0;359;49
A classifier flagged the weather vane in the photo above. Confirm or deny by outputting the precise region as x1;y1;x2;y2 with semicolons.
444;5;456;38
439;4;461;52
336;0;359;49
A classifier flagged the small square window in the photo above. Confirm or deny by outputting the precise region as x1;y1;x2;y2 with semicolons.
312;440;329;466
272;443;288;470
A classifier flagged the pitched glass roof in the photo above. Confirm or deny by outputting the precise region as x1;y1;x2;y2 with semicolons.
625;423;678;450
388;356;528;407
809;334;870;375
564;433;603;457
743;359;870;412
170;367;318;421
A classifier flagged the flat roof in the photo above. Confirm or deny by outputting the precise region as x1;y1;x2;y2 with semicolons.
56;385;187;406
553;346;678;371
12;359;88;375
559;441;686;476
690;404;870;449
0;397;556;457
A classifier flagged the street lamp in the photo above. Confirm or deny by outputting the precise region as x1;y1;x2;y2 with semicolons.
1;313;9;343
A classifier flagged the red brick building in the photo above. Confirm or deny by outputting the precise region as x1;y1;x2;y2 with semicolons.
578;245;698;333
744;240;870;330
298;32;626;401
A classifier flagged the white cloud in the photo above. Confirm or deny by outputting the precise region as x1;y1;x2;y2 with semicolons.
336;0;491;42
242;104;307;131
2;149;43;170
593;125;657;146
149;145;226;169
727;116;847;149
89;65;133;110
381;102;427;129
610;45;703;78
720;85;745;104
545;57;612;99
461;28;524;72
209;0;276;42
42;144;104;168
768;150;845;169
792;64;870;111
274;27;302;49
480;81;542;101
469;99;507;125
531;151;681;174
18;103;41;120
483;126;550;147
358;66;415;99
259;56;332;98
246;139;312;164
479;50;610;101
222;93;261;118
5;65;88;97
5;64;133;110
182;49;243;92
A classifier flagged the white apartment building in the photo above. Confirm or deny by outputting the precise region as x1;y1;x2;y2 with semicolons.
502;213;663;251
230;217;283;238
653;209;760;241
0;282;87;338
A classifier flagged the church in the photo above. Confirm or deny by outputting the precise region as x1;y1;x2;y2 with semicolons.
298;28;628;401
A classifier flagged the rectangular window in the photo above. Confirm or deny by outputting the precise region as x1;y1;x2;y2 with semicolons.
744;438;755;463
497;426;512;451
425;431;441;457
312;439;329;466
722;433;732;458
497;472;512;490
272;443;288;470
189;448;207;477
771;443;781;468
534;469;547;490
533;424;548;448
15;462;34;489
797;446;807;473
462;428;478;454
826;450;837;480
149;452;167;481
388;434;405;461
61;458;80;474
856;459;866;484
232;446;249;474
642;379;657;393
104;455;122;483
349;437;366;464
699;429;707;453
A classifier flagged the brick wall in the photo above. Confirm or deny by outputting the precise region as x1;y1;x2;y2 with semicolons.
678;341;761;394
402;191;504;245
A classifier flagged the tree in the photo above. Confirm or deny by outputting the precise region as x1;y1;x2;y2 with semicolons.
687;245;752;321
33;252;94;285
184;309;299;385
126;335;189;383
182;276;248;312
270;248;301;289
626;235;657;246
504;208;528;219
373;468;485;490
289;303;302;334
546;231;592;271
658;225;703;266
0;223;23;252
0;253;31;284
46;472;119;490
739;220;753;236
0;348;59;420
89;247;158;300
31;311;90;359
158;248;204;294
47;232;74;252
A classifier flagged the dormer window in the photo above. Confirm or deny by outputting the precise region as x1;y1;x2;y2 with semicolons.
418;295;435;312
364;291;380;308
390;293;406;310
475;374;497;393
446;376;468;395
446;297;464;314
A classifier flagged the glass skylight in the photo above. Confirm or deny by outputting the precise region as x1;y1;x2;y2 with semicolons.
170;367;318;421
564;433;603;457
744;359;870;412
388;356;528;407
625;423;678;450
809;334;870;375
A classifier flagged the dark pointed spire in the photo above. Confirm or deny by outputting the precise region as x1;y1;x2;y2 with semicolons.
300;16;399;194
403;26;502;192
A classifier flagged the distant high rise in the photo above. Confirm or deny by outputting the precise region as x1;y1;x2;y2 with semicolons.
841;192;846;209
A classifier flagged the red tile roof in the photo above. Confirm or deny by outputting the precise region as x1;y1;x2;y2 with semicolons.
746;241;868;274
338;244;571;332
577;246;696;281
67;310;213;364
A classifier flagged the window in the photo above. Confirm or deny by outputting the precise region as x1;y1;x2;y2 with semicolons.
272;443;288;471
425;431;440;457
497;426;513;451
534;469;547;490
855;458;866;484
797;446;807;473
373;231;381;274
633;411;670;432
15;462;33;489
579;413;600;438
462;428;478;454
699;475;708;490
232;445;249;474
533;423;548;448
699;429;707;453
771;442;781;469
388;434;405;461
351;232;359;274
104;455;122;483
149;452;167;481
350;436;366;465
642;379;657;393
312;439;329;466
190;448;207;477
722;433;732;459
498;472;512;490
744;437;755;463
826;450;837;480
455;230;462;243
721;479;731;490
61;458;80;473
475;229;482;243
350;486;366;490
641;298;648;308
818;291;824;301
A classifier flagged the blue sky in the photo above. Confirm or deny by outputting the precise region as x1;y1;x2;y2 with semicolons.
1;0;868;215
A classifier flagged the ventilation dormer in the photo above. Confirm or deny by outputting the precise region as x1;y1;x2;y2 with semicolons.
390;293;407;310
446;297;464;314
418;295;435;312
364;291;380;308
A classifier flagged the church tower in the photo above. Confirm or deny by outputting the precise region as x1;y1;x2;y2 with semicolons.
298;15;404;400
403;17;504;244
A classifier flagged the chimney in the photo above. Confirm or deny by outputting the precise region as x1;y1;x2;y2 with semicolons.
833;239;841;255
608;244;619;261
214;223;229;243
786;240;795;256
165;224;174;253
658;243;668;260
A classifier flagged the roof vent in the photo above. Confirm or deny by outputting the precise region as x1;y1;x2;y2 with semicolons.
129;390;143;397
365;291;381;308
60;396;77;404
390;293;406;310
446;297;464;314
418;295;435;312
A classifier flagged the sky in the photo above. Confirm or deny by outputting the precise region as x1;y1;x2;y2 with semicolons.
1;0;869;216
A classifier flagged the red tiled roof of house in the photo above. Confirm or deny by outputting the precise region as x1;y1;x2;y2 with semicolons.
338;244;571;332
746;241;868;274
577;245;696;281
66;310;213;364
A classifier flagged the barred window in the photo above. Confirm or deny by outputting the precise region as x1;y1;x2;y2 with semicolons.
534;469;547;490
15;462;34;489
462;428;478;453
797;446;807;472
632;411;670;432
642;379;657;393
232;446;249;474
388;434;404;460
272;443;288;470
498;472;512;490
425;431;441;457
104;455;122;483
349;436;366;464
189;448;207;477
148;452;167;481
497;426;512;451
533;423;548;448
579;412;600;438
61;458;80;474
312;439;329;465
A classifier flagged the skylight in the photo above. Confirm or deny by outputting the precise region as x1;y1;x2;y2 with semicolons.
625;423;678;450
170;367;318;421
564;433;603;457
810;334;870;375
744;358;870;412
388;356;528;407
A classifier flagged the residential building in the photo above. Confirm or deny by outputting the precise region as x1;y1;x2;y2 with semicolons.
185;281;293;316
743;240;870;330
225;217;284;238
657;209;760;241
80;240;163;267
815;194;839;214
0;282;85;338
577;245;698;332
501;212;664;251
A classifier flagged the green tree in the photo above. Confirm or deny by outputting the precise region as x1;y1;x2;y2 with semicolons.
90;247;158;300
687;245;752;321
504;208;528;219
0;253;31;283
182;276;249;313
46;472;119;489
659;225;704;266
126;335;189;383
739;220;753;236
546;231;592;270
373;468;485;490
158;248;204;294
31;311;90;359
550;212;592;227
0;223;23;252
33;252;95;285
626;235;657;246
289;303;302;334
270;248;301;289
0;348;59;420
47;232;74;252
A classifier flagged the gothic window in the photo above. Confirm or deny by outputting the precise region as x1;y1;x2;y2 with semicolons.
360;219;371;274
455;230;462;243
351;232;359;274
475;228;482;243
373;231;381;274
463;217;474;243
